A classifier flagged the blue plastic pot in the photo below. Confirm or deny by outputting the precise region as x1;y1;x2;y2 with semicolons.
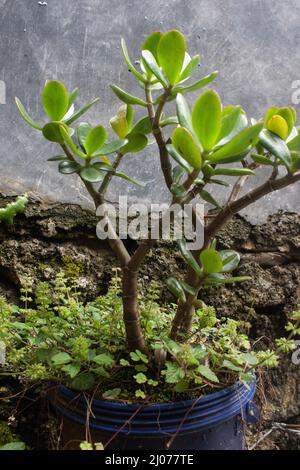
52;379;258;450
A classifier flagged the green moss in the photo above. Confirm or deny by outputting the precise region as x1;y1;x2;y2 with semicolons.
62;256;85;278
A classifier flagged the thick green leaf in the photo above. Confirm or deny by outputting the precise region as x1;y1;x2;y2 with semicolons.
287;132;300;152
15;97;42;130
141;50;168;88
216;107;248;147
179;54;201;83
157;30;186;85
202;164;215;178
266;114;288;140
265;107;296;135
172;127;202;169
209;179;230;187
141;32;163;78
115;171;145;187
179;281;197;296
47;155;67;162
131;116;152;134
42;122;65;143
172;71;218;94
176;93;193;133
120;133;148;154
62;104;75;122
68;87;79;107
290;151;300;173
192;90;222;151
42;80;69;121
288;126;299;143
77;122;92;150
166;144;193;173
251;153;274;166
110;104;129;138
92;139;128;156
160;116;179;127
198;365;219;383
194;177;205;187
84;125;107;155
71;372;95;391
199;190;221;208
200;249;223;274
213;168;255;176
259;129;292;169
65;98;100;125
210;123;263;162
126;104;134;131
142;32;162;62
58;161;81;174
219;249;240;272
121;38;147;83
209;149;250;165
172;165;186;185
166;277;186;302
177;239;202;276
264;107;279;126
93;162;114;172
205;274;251;285
110;85;147;107
59;125;87;159
80;166;103;183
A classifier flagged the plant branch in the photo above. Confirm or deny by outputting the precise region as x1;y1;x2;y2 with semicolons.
145;85;173;190
206;170;300;242
60;144;130;266
98;152;124;195
227;162;258;204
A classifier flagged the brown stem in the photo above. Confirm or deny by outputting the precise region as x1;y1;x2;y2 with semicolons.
206;170;300;242
145;86;173;190
170;266;198;340
122;266;147;351
98;152;123;195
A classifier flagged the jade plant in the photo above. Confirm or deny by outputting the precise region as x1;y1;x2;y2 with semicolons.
13;30;300;391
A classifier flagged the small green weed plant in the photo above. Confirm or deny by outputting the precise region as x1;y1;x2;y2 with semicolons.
0;271;298;402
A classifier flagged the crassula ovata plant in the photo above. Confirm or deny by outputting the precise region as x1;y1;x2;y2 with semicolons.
15;29;300;374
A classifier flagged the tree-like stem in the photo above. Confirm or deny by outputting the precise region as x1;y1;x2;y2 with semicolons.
122;266;146;351
98;152;124;195
145;85;173;190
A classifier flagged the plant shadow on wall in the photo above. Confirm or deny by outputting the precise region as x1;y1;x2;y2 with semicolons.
0;29;300;450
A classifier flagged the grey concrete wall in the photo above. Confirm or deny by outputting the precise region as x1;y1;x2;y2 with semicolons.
0;0;299;222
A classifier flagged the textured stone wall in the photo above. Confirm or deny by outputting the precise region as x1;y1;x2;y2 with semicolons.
0;0;300;223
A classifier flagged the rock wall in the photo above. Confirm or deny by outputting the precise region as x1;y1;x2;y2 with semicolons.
1;0;300;221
